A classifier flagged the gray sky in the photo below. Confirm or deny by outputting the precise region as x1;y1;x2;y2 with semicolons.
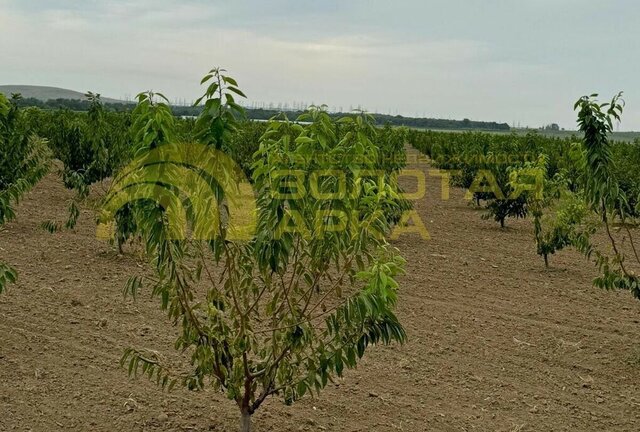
2;0;639;130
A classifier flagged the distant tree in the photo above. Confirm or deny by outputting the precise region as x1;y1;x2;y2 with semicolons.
11;96;512;132
543;123;560;131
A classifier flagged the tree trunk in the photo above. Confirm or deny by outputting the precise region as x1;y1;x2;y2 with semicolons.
500;218;505;228
544;254;549;268
240;410;251;432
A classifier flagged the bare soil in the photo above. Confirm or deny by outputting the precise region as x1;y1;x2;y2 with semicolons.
1;147;639;431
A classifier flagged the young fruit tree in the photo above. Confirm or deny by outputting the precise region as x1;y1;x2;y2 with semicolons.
476;160;529;228
110;70;407;431
0;93;50;293
509;155;593;267
40;92;131;233
574;92;640;299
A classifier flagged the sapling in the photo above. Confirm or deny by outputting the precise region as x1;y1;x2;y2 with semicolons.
510;155;592;267
574;92;640;299
111;70;407;431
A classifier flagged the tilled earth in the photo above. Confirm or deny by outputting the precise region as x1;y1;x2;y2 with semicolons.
1;147;639;431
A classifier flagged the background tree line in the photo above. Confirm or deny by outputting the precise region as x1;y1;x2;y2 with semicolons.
10;95;511;131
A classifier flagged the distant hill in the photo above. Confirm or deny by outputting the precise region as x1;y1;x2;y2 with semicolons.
0;85;122;103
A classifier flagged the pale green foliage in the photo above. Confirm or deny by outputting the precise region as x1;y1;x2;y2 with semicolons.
119;70;406;431
510;155;593;267
546;193;594;257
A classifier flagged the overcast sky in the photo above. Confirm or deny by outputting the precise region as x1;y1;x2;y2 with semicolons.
1;0;639;130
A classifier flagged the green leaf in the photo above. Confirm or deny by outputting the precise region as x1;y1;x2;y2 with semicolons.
227;86;247;98
222;76;238;86
200;74;213;84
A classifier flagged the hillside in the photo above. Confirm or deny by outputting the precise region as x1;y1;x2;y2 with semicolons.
0;85;121;103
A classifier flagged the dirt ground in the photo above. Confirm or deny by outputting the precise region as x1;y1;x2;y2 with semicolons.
1;147;639;431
